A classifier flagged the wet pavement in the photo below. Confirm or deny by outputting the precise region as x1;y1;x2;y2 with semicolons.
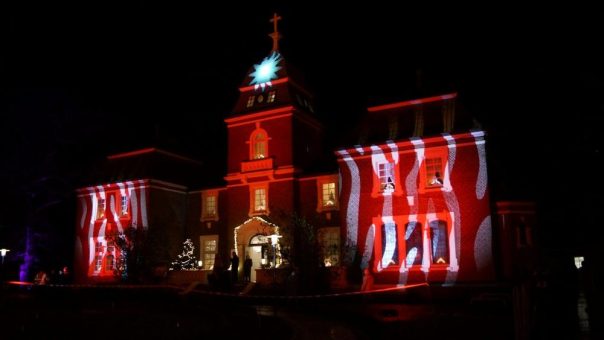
0;281;588;339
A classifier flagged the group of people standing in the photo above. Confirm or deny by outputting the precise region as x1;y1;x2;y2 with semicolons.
229;251;254;283
208;251;253;290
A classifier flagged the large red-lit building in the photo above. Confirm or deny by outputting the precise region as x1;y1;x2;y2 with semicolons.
74;18;535;286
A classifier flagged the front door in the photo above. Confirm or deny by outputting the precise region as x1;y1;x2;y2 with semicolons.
247;234;268;282
246;245;264;282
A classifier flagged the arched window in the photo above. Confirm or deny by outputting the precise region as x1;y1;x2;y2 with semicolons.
250;128;269;160
405;222;423;266
381;222;398;267
429;220;449;264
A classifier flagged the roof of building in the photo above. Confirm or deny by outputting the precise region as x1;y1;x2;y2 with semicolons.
80;148;223;189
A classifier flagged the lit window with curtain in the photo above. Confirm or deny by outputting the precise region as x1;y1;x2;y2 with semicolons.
97;198;106;219
253;132;267;159
322;182;336;207
426;158;444;187
378;162;395;191
254;188;266;212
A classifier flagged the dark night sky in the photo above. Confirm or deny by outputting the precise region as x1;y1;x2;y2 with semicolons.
1;2;603;260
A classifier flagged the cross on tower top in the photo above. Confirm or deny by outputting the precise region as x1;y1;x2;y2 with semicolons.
269;13;282;52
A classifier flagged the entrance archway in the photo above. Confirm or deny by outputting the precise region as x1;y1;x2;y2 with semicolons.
248;234;268;282
234;216;280;283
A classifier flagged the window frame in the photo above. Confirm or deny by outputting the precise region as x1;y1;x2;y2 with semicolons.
249;183;269;216
200;235;219;270
378;162;396;192
248;126;270;160
267;90;276;103
371;161;403;197
316;174;339;212
201;190;219;222
96;198;106;220
120;195;129;217
246;95;255;108
372;212;455;272
318;227;341;267
425;157;444;188
419;147;449;193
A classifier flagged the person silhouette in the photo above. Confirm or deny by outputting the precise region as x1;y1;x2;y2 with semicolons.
230;251;239;283
244;255;253;282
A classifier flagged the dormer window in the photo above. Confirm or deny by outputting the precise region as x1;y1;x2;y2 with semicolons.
425;158;443;187
267;91;276;103
378;163;396;192
249;126;270;160
246;96;255;108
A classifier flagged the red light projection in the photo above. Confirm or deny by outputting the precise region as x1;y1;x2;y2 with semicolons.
75;180;149;280
337;131;494;284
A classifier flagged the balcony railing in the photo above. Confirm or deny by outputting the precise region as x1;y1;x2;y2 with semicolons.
241;157;274;172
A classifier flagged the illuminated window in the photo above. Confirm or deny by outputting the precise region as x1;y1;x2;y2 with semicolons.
425;158;443;187
246;96;255;107
429;220;449;264
319;227;340;267
405;222;423;266
267;91;276;103
120;196;128;216
106;243;115;254
97;198;106;219
316;175;339;212
105;255;115;271
201;191;219;221
200;235;218;270
254;188;267;212
381;222;398;267
322;182;336;208
253;133;267;159
207;195;216;216
207;196;217;216
248;126;270;160
249;184;269;216
378;163;395;192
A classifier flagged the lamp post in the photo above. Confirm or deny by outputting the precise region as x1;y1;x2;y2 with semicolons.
0;248;9;265
267;234;281;285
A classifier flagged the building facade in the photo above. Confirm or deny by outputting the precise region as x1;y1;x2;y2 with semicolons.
74;18;534;286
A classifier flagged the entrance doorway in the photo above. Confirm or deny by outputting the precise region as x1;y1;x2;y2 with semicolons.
233;216;280;283
246;235;268;282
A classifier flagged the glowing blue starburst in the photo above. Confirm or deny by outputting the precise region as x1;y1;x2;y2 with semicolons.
249;52;282;90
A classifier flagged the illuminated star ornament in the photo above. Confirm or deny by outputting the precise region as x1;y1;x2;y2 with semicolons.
249;52;282;90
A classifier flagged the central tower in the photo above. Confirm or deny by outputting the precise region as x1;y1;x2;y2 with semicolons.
223;14;324;264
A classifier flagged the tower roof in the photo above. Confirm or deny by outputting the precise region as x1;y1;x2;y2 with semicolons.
231;14;315;116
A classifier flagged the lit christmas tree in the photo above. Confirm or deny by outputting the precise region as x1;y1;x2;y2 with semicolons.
170;239;197;271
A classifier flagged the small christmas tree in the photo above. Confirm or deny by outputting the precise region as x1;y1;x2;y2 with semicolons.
170;239;197;271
